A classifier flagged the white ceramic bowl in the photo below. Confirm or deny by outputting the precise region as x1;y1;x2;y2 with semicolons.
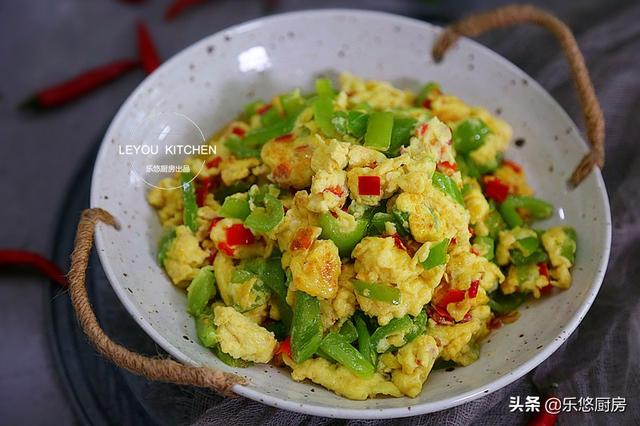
90;9;611;419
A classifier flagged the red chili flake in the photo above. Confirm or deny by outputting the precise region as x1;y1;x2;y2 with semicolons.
0;250;68;287
195;177;214;207
358;175;381;196
421;99;432;109
391;234;407;251
540;284;553;295
437;289;466;307
217;241;235;257
225;224;255;246
208;217;223;233
503;159;523;173
21;59;138;109
290;227;315;251
450;237;457;246
468;280;480;298
274;133;294;142
459;312;472;323
272;163;292;181
489;317;503;330
164;0;206;21
256;103;272;115
231;127;246;138
275;336;292;357
325;185;344;197
483;177;510;203
329;211;338;218
437;161;457;175
428;305;455;325
207;249;217;264
418;123;429;136
136;21;161;75
294;145;310;153
470;247;480;256
538;262;549;277
206;156;222;168
363;161;378;169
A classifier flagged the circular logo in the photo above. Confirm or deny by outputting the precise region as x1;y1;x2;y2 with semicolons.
120;110;214;190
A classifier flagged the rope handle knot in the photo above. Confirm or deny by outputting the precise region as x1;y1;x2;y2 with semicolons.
68;208;244;395
432;4;605;187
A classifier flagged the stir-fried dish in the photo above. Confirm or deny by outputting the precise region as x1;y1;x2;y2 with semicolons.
147;73;577;400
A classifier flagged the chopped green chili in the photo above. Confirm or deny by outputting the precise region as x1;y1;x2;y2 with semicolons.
432;171;464;205
364;111;394;151
290;291;323;363
218;196;251;220
157;227;176;266
187;267;216;317
319;332;374;378
421;238;450;269
352;280;401;305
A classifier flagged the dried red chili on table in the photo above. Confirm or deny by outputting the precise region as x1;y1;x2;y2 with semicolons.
21;59;138;109
0;250;68;287
136;21;161;75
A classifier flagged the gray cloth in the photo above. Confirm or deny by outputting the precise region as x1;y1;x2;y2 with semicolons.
0;0;638;425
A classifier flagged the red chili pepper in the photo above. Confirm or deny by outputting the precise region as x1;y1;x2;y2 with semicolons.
391;234;407;251
358;175;381;196
325;185;344;197
437;289;466;307
503;159;523;173
0;250;67;287
196;177;214;207
538;262;549;277
275;336;292;357
450;237;457;246
489;316;503;330
206;156;222;168
256;103;272;115
136;21;161;75
428;305;455;325
225;224;255;246
207;249;217;264
208;216;223;233
274;133;294;142
165;0;206;21
231;127;246;138
421;99;432;109
459;312;472;323
437;161;457;174
468;279;480;298
418;123;429;136
528;396;559;426
217;241;235;256
483;177;510;203
21;59;138;109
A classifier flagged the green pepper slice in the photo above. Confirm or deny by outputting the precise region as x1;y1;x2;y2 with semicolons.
319;332;375;378
318;213;369;258
370;315;415;353
386;117;417;156
195;310;218;347
244;194;284;233
487;290;526;315
187;266;216;317
313;95;336;137
364;111;394;151
352;280;401;305
339;319;358;343
180;171;198;233
157;227;176;266
432;171;464;205
453;118;491;154
213;344;252;368
315;78;335;97
354;312;376;366
218;196;251;220
421;238;450;269
500;196;554;228
416;81;440;107
290;291;323;363
473;236;495;261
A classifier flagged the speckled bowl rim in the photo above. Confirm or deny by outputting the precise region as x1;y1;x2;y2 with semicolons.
91;9;611;419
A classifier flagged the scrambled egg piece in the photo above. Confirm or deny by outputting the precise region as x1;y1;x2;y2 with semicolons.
220;157;261;186
339;72;414;110
502;264;548;298
319;264;357;330
496;227;538;266
284;356;402;400
213;305;277;363
428;305;491;365
353;237;441;324
541;227;576;289
147;178;183;227
261;134;318;189
462;178;490;226
379;335;440;397
493;164;534;196
163;225;208;287
289;239;342;299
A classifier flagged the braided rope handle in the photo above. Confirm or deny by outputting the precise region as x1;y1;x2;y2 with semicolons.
68;208;244;395
432;4;605;187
